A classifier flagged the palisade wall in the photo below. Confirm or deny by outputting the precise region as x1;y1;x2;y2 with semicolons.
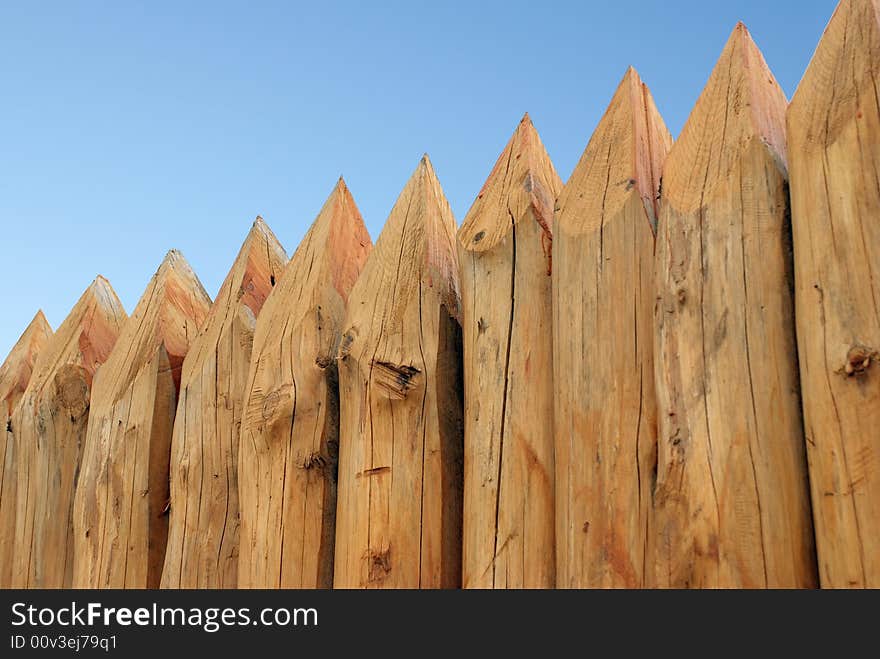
0;0;876;589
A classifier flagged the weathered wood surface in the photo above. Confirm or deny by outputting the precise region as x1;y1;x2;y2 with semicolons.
653;24;817;588
73;252;211;588
788;0;880;588
162;219;287;589
11;278;126;587
334;156;463;589
554;68;671;588
238;181;371;589
458;115;561;589
0;311;52;588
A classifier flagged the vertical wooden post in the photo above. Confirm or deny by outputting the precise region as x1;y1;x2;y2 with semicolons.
0;311;52;588
334;156;463;589
788;0;880;588
554;69;671;588
74;252;211;588
238;181;372;588
11;278;126;587
653;24;817;588
161;219;287;588
458;115;561;588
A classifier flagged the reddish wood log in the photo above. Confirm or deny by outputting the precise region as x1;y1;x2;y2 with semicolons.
0;311;52;588
653;24;816;588
11;278;126;587
162;219;287;588
554;68;671;588
238;181;371;588
788;0;880;588
459;115;561;588
73;252;211;588
333;156;463;589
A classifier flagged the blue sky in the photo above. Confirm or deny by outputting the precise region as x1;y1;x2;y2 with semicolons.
0;0;836;357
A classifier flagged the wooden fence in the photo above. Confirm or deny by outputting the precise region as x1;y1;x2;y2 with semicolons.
0;0;876;589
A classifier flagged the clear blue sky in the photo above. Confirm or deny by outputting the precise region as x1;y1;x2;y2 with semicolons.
0;0;836;357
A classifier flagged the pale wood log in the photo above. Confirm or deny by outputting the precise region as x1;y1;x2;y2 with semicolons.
554;69;671;588
161;219;287;589
11;278;126;587
238;181;371;588
788;0;880;588
458;115;561;588
73;252;210;588
0;311;52;588
653;24;817;588
334;156;463;589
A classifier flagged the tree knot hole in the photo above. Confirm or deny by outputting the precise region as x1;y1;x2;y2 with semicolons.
301;452;327;470
373;361;422;399
843;345;877;377
367;548;392;582
339;329;356;361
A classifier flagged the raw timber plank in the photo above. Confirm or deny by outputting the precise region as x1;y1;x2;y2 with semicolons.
787;0;880;588
161;219;287;588
0;311;52;588
458;114;561;589
238;181;371;589
11;278;126;587
653;24;817;588
553;68;671;588
334;156;463;589
73;251;211;588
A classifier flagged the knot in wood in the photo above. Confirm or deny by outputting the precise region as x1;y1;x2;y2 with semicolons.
261;389;282;421
339;329;356;361
301;452;327;471
367;548;392;582
843;345;876;377
373;361;422;400
53;364;90;420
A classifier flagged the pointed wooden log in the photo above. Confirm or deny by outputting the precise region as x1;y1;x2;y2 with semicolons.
458;115;561;589
788;0;880;588
334;156;463;589
73;252;211;588
161;219;287;589
0;311;53;588
238;181;372;589
653;24;817;588
554;69;671;588
11;278;126;587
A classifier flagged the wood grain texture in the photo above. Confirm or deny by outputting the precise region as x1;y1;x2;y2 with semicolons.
238;181;372;589
554;68;671;588
788;0;880;588
0;311;52;588
11;278;126;587
74;252;211;588
653;24;817;588
334;156;463;589
161;219;287;589
458;115;561;588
